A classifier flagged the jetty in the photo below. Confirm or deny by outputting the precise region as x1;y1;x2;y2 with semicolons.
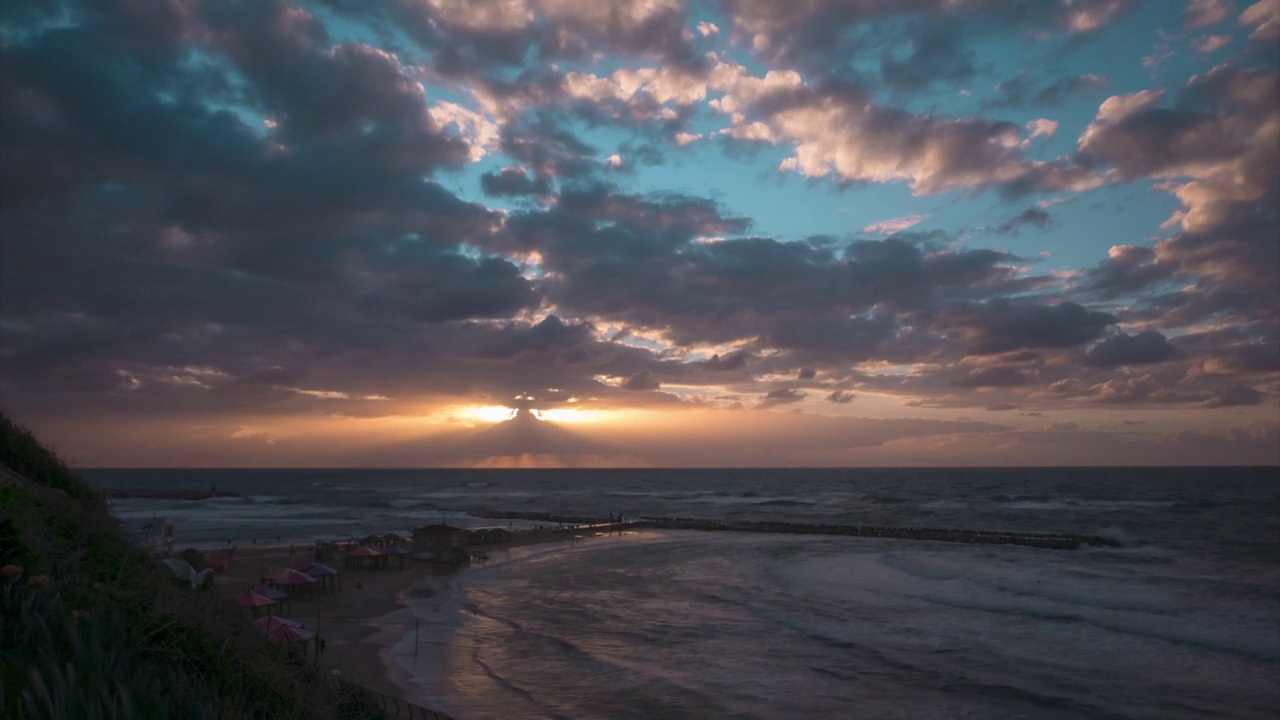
472;511;1119;550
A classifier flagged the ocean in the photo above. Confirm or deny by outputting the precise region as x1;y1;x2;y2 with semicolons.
84;467;1280;719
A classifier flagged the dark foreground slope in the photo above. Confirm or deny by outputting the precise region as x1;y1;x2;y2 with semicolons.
0;413;379;719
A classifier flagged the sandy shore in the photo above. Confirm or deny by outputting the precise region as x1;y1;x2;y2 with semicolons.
211;527;627;707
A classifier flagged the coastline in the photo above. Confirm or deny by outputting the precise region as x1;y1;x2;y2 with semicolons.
212;526;638;714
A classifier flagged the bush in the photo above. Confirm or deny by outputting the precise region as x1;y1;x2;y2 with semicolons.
0;411;385;719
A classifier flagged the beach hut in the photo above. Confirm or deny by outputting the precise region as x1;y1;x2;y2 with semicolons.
380;545;409;568
235;589;276;617
344;544;386;569
296;561;341;592
381;532;406;547
359;533;385;549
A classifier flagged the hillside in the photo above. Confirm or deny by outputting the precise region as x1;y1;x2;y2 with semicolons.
0;413;377;719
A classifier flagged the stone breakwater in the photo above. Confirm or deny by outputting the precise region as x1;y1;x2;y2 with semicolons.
106;488;244;500
471;511;1119;550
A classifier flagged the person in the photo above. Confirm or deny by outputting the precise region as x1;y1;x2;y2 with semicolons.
320;637;326;655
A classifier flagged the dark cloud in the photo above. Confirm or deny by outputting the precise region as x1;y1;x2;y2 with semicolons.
723;0;1136;88
1083;332;1178;367
756;387;805;409
471;316;595;360
481;167;554;197
702;351;751;372
952;366;1032;388
622;369;661;391
984;73;1109;109
798;368;817;380
1204;385;1264;408
1082;245;1173;298
995;208;1052;235
879;20;977;93
826;390;855;404
939;302;1116;355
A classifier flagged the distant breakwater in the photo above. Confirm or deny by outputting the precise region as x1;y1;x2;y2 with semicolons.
471;511;1120;550
107;488;244;500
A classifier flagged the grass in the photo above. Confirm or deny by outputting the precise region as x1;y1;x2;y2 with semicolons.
0;412;386;719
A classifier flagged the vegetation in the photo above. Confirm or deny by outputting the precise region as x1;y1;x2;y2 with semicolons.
0;412;380;719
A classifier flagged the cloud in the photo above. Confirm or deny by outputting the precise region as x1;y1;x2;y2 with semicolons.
701;351;751;371
826;390;855;404
985;73;1109;109
622;368;661;391
714;78;1098;195
480;167;554;197
1240;0;1280;42
1193;34;1233;52
938;301;1116;355
863;214;928;235
1186;0;1236;28
1204;384;1264;407
756;387;805;408
1083;332;1178;367
952;366;1033;388
995;207;1052;234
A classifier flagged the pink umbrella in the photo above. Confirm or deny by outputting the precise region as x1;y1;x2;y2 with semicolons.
297;562;340;592
236;590;274;609
252;585;288;601
255;614;314;644
266;568;319;586
255;614;301;632
345;544;386;569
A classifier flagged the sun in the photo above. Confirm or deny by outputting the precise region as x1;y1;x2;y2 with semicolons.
452;404;626;425
455;405;515;423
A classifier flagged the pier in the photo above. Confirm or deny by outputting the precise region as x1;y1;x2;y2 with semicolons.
471;511;1120;550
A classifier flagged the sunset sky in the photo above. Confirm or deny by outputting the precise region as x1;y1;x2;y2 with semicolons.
1;0;1277;467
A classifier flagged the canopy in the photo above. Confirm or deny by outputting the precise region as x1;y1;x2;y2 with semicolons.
235;590;274;608
380;546;409;556
252;585;288;600
346;545;382;557
254;614;301;631
255;615;313;643
297;562;339;577
266;568;319;585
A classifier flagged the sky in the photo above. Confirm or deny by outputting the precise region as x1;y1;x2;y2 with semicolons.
1;0;1277;468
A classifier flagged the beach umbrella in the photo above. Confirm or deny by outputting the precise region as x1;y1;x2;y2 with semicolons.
250;584;289;612
236;589;275;616
236;589;274;608
266;568;320;586
253;584;289;601
255;615;315;656
254;614;302;632
297;562;340;592
264;568;319;598
345;544;385;569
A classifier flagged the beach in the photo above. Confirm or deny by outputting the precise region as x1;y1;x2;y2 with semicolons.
210;527;617;710
97;467;1279;720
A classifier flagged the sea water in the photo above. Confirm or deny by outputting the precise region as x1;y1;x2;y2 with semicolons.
84;467;1280;719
